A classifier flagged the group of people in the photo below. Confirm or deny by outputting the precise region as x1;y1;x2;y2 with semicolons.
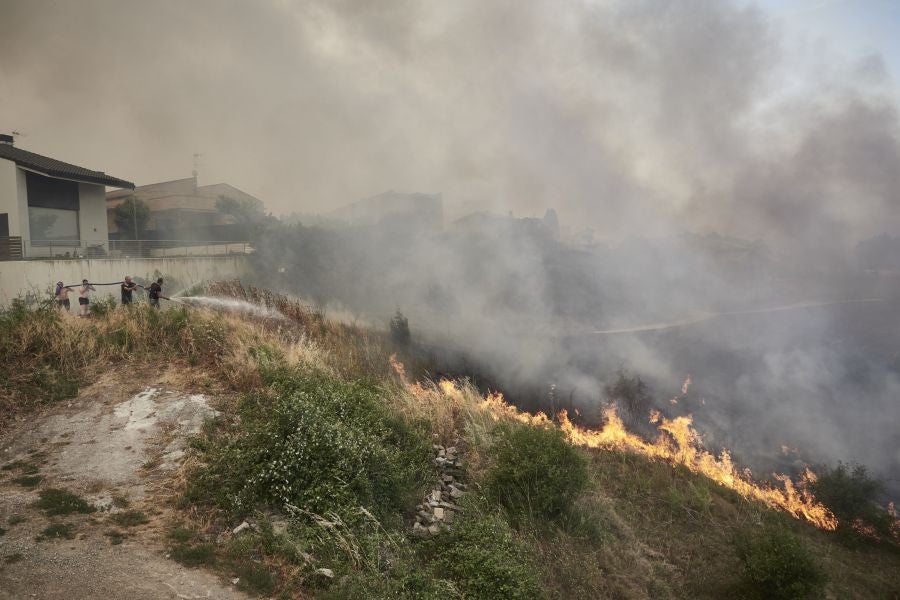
54;276;165;315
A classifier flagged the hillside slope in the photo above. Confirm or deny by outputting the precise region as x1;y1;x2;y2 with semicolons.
1;287;898;599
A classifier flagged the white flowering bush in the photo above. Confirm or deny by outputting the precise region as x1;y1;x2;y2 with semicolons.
186;369;431;521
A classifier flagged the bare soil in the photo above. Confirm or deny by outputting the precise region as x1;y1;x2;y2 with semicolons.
0;368;249;599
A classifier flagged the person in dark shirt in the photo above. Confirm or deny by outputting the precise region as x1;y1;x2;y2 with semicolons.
121;276;138;305
148;277;163;309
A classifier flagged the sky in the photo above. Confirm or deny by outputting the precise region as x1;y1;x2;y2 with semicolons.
1;0;899;252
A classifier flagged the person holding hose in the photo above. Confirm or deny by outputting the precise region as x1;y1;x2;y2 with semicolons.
121;276;138;305
147;277;165;308
54;281;72;312
78;279;95;316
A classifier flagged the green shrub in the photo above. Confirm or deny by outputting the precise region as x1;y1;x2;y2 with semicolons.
735;527;825;600
171;542;216;567
185;369;431;522
424;512;543;600
39;522;75;540
109;510;149;527
390;310;411;347
484;424;589;522
33;488;95;516
809;462;894;537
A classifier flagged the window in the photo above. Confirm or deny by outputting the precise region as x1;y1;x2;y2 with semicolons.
28;206;80;244
25;171;80;245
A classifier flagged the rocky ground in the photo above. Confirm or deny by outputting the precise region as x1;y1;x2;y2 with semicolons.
0;368;249;600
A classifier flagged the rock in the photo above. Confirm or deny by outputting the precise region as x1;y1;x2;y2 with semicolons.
442;474;454;483
315;568;334;579
430;490;442;503
231;577;240;585
232;521;251;535
427;524;440;535
271;520;288;536
449;486;464;499
438;449;446;457
446;446;457;454
433;507;445;521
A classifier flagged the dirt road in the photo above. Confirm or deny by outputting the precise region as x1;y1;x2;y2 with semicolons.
0;369;249;600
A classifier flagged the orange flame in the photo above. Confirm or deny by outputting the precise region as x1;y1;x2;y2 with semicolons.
390;358;837;531
483;387;836;530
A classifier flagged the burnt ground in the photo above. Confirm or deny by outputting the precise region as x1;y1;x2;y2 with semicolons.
0;368;249;600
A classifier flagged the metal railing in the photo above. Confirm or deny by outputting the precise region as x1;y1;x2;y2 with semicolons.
0;237;254;261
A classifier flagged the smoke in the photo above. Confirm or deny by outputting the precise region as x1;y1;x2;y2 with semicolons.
3;1;900;493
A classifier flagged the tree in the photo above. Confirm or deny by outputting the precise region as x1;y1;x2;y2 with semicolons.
113;198;151;240
215;195;273;239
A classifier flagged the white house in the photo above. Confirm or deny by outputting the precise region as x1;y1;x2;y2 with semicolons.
0;134;134;258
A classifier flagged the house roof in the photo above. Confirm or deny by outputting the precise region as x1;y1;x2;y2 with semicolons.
0;143;134;189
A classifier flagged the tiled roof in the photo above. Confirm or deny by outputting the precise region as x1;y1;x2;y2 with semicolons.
0;143;134;189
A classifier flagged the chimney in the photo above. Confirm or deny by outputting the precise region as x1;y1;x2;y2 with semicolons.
0;134;13;145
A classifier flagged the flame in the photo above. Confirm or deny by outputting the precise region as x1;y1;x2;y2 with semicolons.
391;358;838;531
484;389;837;530
681;375;692;395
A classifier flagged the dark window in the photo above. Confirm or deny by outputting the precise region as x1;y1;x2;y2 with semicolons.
25;172;80;244
0;213;8;237
25;171;80;210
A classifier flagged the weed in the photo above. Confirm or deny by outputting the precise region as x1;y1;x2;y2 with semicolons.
12;475;43;488
111;494;130;508
735;527;825;600
231;560;276;595
169;527;197;543
39;523;75;540
33;488;96;516
810;462;895;538
484;423;589;522
109;510;149;527
0;527;5;536
4;553;23;564
105;529;127;545
1;460;39;473
186;369;431;522
170;543;216;567
8;515;26;526
422;508;543;600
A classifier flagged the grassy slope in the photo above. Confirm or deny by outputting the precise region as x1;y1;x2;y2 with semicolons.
2;287;898;599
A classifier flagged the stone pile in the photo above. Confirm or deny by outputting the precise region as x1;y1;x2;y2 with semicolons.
413;443;467;536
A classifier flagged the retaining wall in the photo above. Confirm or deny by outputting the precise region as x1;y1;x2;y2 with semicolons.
0;255;251;305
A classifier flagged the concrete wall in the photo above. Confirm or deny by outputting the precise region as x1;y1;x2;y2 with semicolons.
77;182;108;247
0;158;21;235
0;255;250;305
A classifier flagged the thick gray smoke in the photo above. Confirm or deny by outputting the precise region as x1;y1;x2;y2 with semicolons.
3;1;899;493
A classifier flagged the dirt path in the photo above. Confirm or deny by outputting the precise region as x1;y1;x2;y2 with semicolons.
0;370;249;600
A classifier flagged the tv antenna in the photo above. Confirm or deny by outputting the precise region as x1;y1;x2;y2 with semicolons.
192;152;203;180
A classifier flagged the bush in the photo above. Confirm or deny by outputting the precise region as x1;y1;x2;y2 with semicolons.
735;527;825;600
424;512;543;600
185;369;431;522
809;462;894;538
390;310;411;347
484;424;589;522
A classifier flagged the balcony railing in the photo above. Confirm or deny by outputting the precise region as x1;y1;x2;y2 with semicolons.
0;237;254;261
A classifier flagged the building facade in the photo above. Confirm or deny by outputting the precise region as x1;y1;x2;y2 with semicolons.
0;135;134;258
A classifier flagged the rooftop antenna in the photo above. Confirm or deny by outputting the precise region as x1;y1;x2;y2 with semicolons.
192;152;202;192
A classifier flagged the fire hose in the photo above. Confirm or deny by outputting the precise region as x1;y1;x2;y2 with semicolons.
58;281;174;301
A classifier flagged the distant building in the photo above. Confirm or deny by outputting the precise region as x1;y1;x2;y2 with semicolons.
326;190;443;231
452;209;560;242
106;177;263;241
0;134;134;258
